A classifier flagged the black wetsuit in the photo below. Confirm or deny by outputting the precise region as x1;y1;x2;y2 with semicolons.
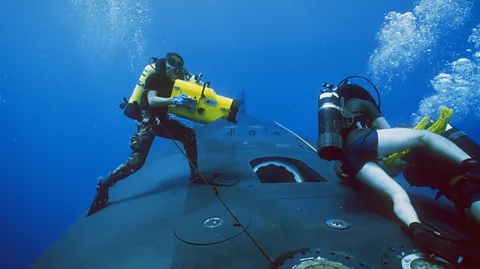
103;58;198;187
340;98;383;176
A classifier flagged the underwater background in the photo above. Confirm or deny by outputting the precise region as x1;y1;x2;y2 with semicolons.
1;0;480;268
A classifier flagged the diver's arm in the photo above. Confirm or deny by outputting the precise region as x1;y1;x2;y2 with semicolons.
360;99;392;129
147;90;174;107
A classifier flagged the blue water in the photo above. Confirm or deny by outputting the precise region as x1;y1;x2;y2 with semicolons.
1;0;480;268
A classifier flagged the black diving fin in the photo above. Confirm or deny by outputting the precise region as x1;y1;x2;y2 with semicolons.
86;179;110;217
409;222;480;268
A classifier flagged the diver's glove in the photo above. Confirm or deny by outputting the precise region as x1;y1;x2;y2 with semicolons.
172;93;189;106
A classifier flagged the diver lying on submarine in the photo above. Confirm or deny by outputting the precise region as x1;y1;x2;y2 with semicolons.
379;121;480;225
334;107;480;227
316;77;480;267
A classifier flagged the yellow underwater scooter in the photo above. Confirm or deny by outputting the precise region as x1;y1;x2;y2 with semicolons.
120;62;243;124
168;79;242;124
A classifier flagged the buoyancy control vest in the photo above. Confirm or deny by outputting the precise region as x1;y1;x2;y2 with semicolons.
119;57;167;121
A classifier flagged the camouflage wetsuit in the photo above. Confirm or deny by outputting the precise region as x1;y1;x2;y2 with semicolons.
103;57;198;188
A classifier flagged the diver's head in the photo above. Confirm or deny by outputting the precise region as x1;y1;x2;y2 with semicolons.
165;52;186;80
336;83;379;110
337;83;366;94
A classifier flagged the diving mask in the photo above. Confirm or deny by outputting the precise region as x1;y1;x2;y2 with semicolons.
166;61;186;78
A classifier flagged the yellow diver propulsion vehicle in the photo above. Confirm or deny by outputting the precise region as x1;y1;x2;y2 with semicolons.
168;79;242;124
119;58;242;124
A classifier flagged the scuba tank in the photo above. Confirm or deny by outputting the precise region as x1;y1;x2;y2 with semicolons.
119;57;243;125
119;57;160;121
316;83;346;161
316;76;382;162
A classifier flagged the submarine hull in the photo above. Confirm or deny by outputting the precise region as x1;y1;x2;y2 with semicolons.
28;117;480;269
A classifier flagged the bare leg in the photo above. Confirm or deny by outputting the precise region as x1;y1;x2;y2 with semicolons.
359;129;480;265
377;128;471;164
470;201;480;224
356;161;420;226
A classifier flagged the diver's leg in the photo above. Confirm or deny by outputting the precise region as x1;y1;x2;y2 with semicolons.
470;201;480;224
102;122;156;187
355;162;480;265
355;161;420;226
376;128;471;164
88;122;156;215
464;186;480;224
351;130;480;265
155;117;199;179
93;122;156;205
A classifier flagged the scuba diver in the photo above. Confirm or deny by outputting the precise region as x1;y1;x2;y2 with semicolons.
88;52;201;216
316;77;480;267
378;122;480;225
334;110;480;227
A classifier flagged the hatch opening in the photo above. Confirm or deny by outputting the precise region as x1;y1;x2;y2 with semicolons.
250;157;326;183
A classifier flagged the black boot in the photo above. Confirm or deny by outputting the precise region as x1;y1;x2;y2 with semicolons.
87;177;111;216
408;222;480;267
189;171;202;183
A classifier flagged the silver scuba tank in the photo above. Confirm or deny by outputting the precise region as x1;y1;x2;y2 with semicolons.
316;83;345;161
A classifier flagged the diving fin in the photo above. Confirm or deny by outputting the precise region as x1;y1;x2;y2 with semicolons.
86;177;110;216
409;222;480;267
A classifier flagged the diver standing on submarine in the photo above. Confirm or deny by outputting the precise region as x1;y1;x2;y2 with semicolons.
88;52;201;216
316;77;480;267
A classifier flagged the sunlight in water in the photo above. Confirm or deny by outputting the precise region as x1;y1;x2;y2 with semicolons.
70;0;151;70
367;0;472;93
